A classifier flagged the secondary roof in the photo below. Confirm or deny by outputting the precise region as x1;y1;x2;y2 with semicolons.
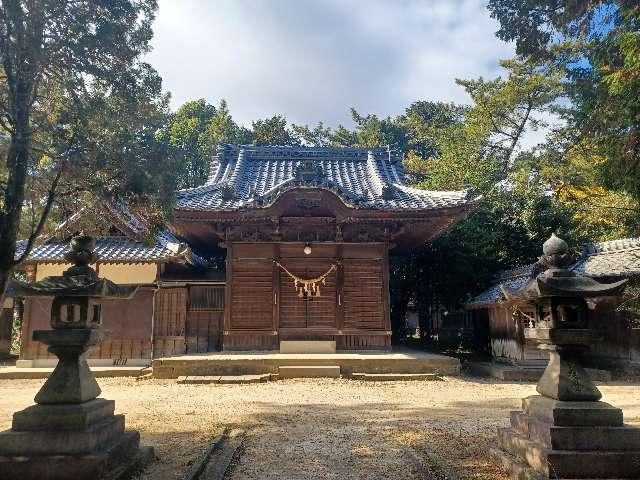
467;237;640;308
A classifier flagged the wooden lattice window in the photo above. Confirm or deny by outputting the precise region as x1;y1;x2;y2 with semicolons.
189;286;225;311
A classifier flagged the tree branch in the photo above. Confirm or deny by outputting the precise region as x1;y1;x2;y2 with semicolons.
13;166;62;265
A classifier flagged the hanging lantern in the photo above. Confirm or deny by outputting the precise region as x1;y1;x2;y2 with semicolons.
303;243;312;255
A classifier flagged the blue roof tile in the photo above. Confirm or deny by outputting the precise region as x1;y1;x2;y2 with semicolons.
176;144;471;212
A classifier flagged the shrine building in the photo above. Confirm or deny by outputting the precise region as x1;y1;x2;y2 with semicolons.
11;145;476;365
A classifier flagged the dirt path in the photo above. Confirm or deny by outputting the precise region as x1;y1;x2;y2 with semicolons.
0;377;638;479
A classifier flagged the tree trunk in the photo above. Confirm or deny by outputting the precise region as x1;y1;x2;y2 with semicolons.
0;98;31;305
0;271;9;322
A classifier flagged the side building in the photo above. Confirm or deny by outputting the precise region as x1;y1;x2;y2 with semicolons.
13;207;224;367
467;238;640;373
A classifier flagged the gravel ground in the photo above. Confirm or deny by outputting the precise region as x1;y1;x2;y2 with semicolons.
0;377;638;479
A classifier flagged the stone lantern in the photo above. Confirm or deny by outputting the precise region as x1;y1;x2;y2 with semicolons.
0;234;153;479
492;234;640;479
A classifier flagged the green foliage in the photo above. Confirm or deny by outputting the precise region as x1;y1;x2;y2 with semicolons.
400;101;466;159
158;99;253;188
0;0;170;295
291;122;335;147
487;0;640;202
161;99;216;188
251;115;300;146
349;109;407;149
203;100;253;149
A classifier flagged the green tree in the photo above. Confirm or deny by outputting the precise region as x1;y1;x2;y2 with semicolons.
160;99;217;188
291;122;333;147
412;58;562;194
487;0;640;201
350;109;407;149
0;0;163;300
327;125;358;147
252;115;299;146
401;101;466;159
201;100;252;151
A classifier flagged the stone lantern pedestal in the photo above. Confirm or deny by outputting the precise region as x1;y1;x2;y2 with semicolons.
0;234;153;479
494;328;640;478
492;234;640;479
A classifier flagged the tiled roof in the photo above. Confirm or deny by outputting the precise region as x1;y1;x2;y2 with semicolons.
573;237;640;278
20;230;208;266
176;144;472;212
467;237;640;307
17;199;210;268
467;265;534;307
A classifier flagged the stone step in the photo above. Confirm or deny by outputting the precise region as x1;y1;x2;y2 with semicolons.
468;362;612;382
497;427;640;478
12;398;116;431
219;374;271;384
0;430;151;480
489;445;547;480
491;445;634;480
278;365;341;378
177;374;271;385
279;340;336;354
522;395;624;427
510;411;640;451
0;415;125;456
350;373;441;381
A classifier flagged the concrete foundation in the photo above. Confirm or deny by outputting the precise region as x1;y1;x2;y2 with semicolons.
494;395;640;478
152;349;461;379
468;361;612;382
278;365;341;378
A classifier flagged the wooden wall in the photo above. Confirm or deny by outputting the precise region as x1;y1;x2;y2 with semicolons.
19;283;226;361
487;305;548;364
587;300;640;368
225;242;391;350
486;301;640;369
21;287;155;361
153;285;225;357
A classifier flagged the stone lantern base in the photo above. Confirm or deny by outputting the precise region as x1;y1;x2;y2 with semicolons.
492;395;640;479
0;398;153;480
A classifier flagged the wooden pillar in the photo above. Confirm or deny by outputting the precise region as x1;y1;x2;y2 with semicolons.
336;244;344;333
272;243;280;340
223;242;233;349
382;243;391;333
19;298;31;359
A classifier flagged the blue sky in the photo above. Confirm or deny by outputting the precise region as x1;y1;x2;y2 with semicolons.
146;0;516;129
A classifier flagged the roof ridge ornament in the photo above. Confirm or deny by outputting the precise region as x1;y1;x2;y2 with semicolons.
381;184;396;200
294;159;324;183
220;182;236;200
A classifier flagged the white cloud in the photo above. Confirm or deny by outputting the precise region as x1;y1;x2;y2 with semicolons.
145;0;516;128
